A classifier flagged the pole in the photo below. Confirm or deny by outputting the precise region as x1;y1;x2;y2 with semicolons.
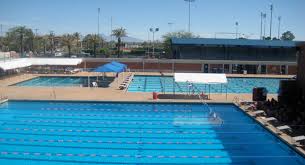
278;16;281;39
0;24;2;37
50;31;54;55
184;0;195;33
34;28;38;36
168;22;174;32
188;0;191;33
269;4;273;38
34;28;39;54
235;22;239;39
110;16;113;41
263;13;266;39
147;30;150;57
98;8;100;36
152;31;155;57
260;12;263;39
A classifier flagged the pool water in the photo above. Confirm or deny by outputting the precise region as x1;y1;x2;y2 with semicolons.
128;75;285;94
13;76;112;87
0;101;304;165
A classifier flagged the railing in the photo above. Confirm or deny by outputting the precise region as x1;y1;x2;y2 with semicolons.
198;92;224;125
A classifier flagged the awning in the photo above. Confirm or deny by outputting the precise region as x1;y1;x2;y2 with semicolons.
174;73;227;84
0;58;83;71
110;61;127;69
93;63;125;73
30;58;83;66
0;59;32;71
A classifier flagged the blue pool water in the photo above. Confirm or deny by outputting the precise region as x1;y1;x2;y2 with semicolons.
13;76;109;87
0;100;304;164
128;75;285;94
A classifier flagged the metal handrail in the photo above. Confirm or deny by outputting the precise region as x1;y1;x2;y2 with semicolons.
198;92;224;124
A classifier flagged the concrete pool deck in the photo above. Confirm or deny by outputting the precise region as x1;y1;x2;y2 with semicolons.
0;72;293;102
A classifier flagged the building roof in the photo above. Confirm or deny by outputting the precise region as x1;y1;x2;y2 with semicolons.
171;38;303;48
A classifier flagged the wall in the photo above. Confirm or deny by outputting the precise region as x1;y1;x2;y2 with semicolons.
79;58;297;74
297;45;305;96
173;45;297;62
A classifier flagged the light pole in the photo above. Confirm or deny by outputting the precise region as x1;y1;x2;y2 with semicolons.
34;28;39;55
150;27;159;57
260;12;263;39
269;4;273;38
235;22;239;39
49;31;55;55
110;16;113;41
278;16;281;39
184;0;195;33
97;8;100;35
263;13;267;39
168;22;174;32
0;24;2;37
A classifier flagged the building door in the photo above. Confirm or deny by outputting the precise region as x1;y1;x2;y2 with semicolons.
281;65;286;75
203;64;209;73
224;64;230;73
261;65;267;74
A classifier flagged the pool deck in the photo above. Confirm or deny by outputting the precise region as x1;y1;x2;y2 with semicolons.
1;72;303;156
0;72;287;103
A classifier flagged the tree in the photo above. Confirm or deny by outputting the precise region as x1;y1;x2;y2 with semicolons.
112;27;127;58
5;26;34;56
263;36;271;40
73;32;81;53
162;31;199;59
83;34;103;58
0;36;4;51
281;31;295;41
61;34;77;57
40;35;49;56
48;32;55;54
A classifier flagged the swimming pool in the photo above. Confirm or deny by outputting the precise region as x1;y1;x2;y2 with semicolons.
128;75;285;94
0;100;304;164
13;76;113;87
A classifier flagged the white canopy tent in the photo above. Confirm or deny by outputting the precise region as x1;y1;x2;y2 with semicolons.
174;73;228;99
0;58;32;71
174;73;227;84
0;58;83;71
29;58;83;66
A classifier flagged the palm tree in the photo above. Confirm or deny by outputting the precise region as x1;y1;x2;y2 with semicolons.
73;32;81;53
112;27;127;58
41;35;49;56
83;34;103;58
48;32;55;55
61;34;76;57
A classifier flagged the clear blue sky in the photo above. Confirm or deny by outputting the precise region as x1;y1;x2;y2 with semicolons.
0;0;304;40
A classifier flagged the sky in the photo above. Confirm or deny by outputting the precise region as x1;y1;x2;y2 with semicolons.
0;0;304;41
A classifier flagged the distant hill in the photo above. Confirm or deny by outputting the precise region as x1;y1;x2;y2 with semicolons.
100;34;143;43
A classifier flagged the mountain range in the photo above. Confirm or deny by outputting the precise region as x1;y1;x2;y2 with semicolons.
100;34;144;43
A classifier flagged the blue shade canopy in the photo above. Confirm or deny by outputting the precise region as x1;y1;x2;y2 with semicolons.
110;61;127;70
93;63;124;73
